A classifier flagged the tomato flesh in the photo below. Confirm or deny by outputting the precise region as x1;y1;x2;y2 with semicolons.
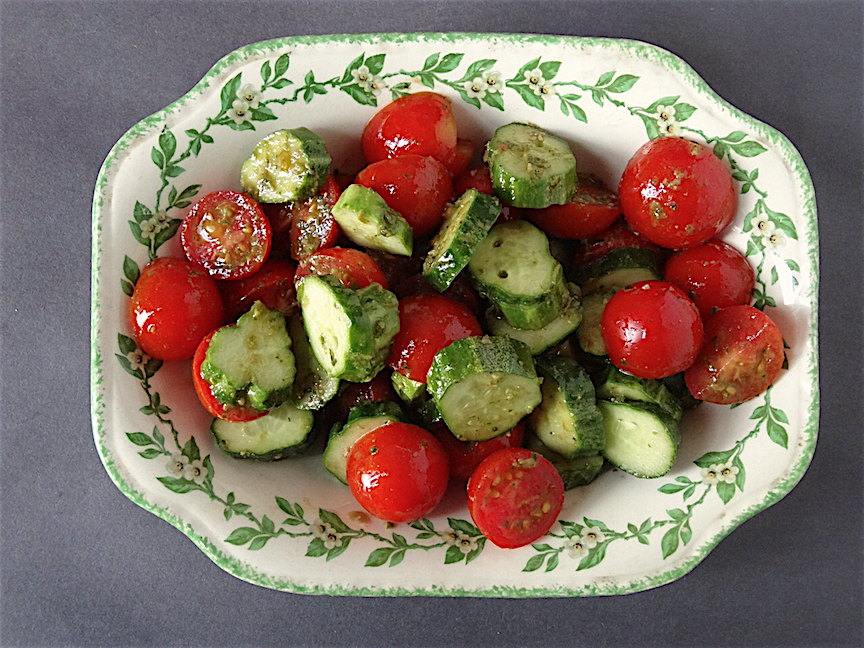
219;258;298;322
295;247;388;289
526;173;621;239
130;257;225;362
289;175;342;261
432;421;525;484
619;137;737;249
467;448;564;549
181;190;272;280
685;305;785;404
347;422;450;523
601;280;704;379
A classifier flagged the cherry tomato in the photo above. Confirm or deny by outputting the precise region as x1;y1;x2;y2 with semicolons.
260;202;294;258
443;138;476;177
572;218;662;267
181;190;272;280
219;258;298;322
467;448;564;549
453;165;522;223
289;175;342;261
391;273;481;316
130;257;225;362
191;329;267;422
361;92;458;168
355;155;453;237
334;372;398;421
601;280;704;379
347;422;450;523
685;305;785;404
431;421;525;484
526;173;621;239
386;293;483;383
619;137;737;249
295;247;389;290
663;239;755;317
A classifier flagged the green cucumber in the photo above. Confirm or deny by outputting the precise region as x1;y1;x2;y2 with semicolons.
297;275;399;382
528;355;605;458
485;122;578;208
486;283;582;354
524;430;605;490
211;401;315;461
322;402;402;484
596;366;684;422
427;336;541;442
422;188;500;291
202;301;296;411
391;371;426;403
576;288;616;356
331;184;413;256
288;315;339;410
240;128;331;203
577;247;662;294
599;400;681;478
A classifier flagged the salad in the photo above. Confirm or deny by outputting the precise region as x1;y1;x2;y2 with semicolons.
127;91;786;550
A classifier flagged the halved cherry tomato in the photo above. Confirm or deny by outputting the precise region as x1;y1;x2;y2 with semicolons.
386;293;483;383
526;173;621;239
295;247;389;289
130;257;225;361
467;447;564;549
334;372;398;421
181;190;272;280
260;202;294;258
442;138;476;177
219;258;298;322
289;175;342;261
663;239;755;317
347;422;450;523
391;273;481;316
601;280;704;379
453;165;521;223
355;155;453;237
361;92;458;168
619;137;737;249
572;217;662;267
191;329;267;422
431;421;525;484
685;305;785;404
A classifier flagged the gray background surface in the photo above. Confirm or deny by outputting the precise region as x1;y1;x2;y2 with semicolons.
1;1;862;646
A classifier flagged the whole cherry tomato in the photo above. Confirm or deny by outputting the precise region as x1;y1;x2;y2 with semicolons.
347;422;450;523
685;305;785;404
601;280;704;379
453;165;521;224
526;173;621;239
431;421;525;484
295;247;389;289
443;138;476;177
618;137;737;249
130;257;224;361
663;239;755;317
391;273;481;316
289;175;342;261
355;155;453;238
361;92;458;169
219;258;298;322
181;190;272;280
467;447;564;549
386;293;483;383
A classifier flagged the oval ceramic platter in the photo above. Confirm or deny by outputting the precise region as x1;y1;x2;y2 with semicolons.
90;33;818;597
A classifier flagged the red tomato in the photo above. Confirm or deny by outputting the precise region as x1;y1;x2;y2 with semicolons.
601;280;704;379
181;190;272;280
443;138;475;177
526;173;621;239
361;92;458;168
191;329;267;422
347;422;450;523
572;218;662;267
260;202;294;258
130;257;224;361
355;155;453;237
618;137;737;249
432;421;525;484
334;372;398;421
453;165;521;223
467;448;564;549
685;305;785;404
391;273;481;316
663;239;755;318
219;258;297;322
386;293;483;383
289;175;342;261
295;247;389;289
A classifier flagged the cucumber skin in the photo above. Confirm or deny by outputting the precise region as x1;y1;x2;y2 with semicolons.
289;315;340;411
596;366;684;422
240;128;331;203
493;271;570;331
211;404;316;461
525;430;605;490
331;185;413;257
576;247;663;294
598;400;681;479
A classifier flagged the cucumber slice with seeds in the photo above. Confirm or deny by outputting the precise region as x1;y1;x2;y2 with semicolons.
391;371;427;403
322;402;402;484
599;400;681;478
577;288;616;356
577;247;662;294
596;366;684;422
423;188;500;291
485;122;578;208
240;128;331;203
486;283;582;354
331;184;413;256
524;430;605;490
211;401;315;461
427;336;541;442
288;315;339;410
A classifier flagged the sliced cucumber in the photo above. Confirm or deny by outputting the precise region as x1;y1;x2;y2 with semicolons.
331;184;413;256
427;336;541;442
596;366;684;422
577;248;662;294
297;275;399;383
662;372;703;411
528;355;605;458
288;315;339;410
524;430;605;490
240;128;331;203
599;400;681;478
485;122;578;208
322;402;402;484
422;188;500;292
391;371;426;403
576;288;616;356
202;302;296;411
211;401;315;461
486;283;582;355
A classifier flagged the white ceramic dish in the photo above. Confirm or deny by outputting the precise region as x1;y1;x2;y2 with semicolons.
90;33;818;597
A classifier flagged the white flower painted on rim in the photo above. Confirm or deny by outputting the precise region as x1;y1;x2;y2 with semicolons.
237;83;261;109
482;70;503;93
183;459;206;484
126;348;150;371
455;532;478;555
166;453;187;475
716;462;740;484
581;526;606;549
536;81;556;100
764;230;787;251
367;76;386;96
351;64;372;87
523;68;545;90
655;104;681;136
752;213;776;237
311;518;343;549
564;536;589;560
228;99;250;125
702;464;726;485
463;77;486;99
